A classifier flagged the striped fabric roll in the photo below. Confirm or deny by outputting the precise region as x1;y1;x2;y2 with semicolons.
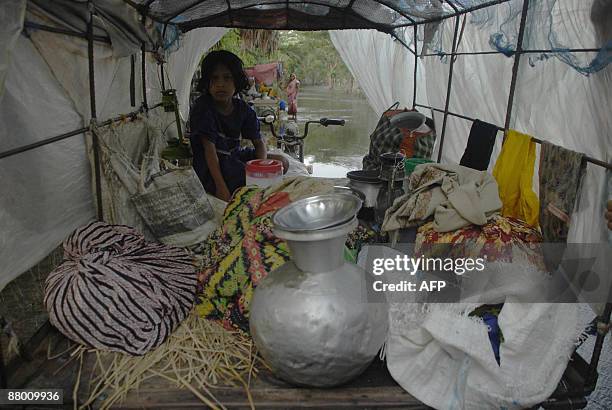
44;221;197;355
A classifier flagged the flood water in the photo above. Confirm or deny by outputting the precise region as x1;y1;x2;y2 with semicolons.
294;86;379;178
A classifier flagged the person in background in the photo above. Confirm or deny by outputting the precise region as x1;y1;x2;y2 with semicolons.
244;76;260;100
285;73;300;120
189;50;288;201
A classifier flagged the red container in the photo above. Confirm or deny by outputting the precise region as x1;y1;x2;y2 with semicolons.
246;159;283;187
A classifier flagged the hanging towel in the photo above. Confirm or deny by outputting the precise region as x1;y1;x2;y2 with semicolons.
460;120;500;171
492;130;539;227
539;141;586;242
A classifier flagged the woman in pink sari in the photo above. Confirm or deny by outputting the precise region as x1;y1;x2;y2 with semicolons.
285;73;300;120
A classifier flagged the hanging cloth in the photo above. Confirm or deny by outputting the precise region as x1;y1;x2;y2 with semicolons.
538;141;586;242
492;130;539;227
460;120;500;171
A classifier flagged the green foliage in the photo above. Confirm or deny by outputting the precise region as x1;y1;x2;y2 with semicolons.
209;30;357;91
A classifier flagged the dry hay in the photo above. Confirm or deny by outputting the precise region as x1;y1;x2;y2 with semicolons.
63;309;263;410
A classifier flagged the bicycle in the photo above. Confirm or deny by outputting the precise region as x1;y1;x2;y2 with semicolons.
257;114;345;163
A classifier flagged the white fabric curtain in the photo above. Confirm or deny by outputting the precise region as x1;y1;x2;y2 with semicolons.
330;29;428;117
0;12;227;290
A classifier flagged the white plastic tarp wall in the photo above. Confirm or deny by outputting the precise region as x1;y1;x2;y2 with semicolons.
331;0;611;244
0;0;26;100
330;29;428;118
0;4;226;291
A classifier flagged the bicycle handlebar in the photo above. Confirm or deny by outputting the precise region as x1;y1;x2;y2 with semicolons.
303;118;345;139
256;116;345;140
320;118;346;127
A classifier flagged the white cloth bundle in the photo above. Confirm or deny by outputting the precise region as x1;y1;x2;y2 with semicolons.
382;163;502;233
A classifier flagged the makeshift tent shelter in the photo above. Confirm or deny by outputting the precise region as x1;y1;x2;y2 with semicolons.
0;0;611;408
245;62;283;85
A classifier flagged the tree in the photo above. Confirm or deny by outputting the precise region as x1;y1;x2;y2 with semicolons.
208;30;358;92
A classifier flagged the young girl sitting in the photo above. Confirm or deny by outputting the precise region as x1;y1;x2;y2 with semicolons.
189;50;288;201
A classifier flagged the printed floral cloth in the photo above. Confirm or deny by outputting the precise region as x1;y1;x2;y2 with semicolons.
196;187;290;331
539;141;586;243
415;214;543;268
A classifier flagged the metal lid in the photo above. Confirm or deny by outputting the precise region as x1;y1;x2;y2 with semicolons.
380;152;405;164
246;159;283;173
346;170;382;184
272;193;362;232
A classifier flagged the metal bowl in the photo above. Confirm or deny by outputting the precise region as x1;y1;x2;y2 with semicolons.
273;217;358;272
389;111;426;130
272;193;362;233
332;185;366;203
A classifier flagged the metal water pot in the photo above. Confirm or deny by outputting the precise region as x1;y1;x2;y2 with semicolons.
249;195;388;387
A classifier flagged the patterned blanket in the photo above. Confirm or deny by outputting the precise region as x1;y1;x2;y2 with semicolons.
196;187;291;331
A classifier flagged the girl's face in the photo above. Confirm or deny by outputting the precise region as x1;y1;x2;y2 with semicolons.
290;74;296;81
208;64;235;103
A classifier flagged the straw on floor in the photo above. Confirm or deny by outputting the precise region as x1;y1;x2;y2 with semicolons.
66;309;262;410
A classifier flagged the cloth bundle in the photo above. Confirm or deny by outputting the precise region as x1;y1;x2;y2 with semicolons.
357;246;581;410
386;300;581;410
382;163;502;233
44;221;197;355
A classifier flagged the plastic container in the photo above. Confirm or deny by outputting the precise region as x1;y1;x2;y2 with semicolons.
246;159;283;188
404;157;433;175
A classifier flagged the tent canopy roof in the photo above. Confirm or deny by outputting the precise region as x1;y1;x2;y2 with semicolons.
132;0;509;32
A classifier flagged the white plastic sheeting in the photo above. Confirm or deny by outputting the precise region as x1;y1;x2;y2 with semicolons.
0;34;92;292
0;7;226;290
330;29;428;117
331;0;611;244
0;0;26;100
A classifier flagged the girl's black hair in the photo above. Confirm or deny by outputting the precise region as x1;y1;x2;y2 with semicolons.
196;50;249;95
